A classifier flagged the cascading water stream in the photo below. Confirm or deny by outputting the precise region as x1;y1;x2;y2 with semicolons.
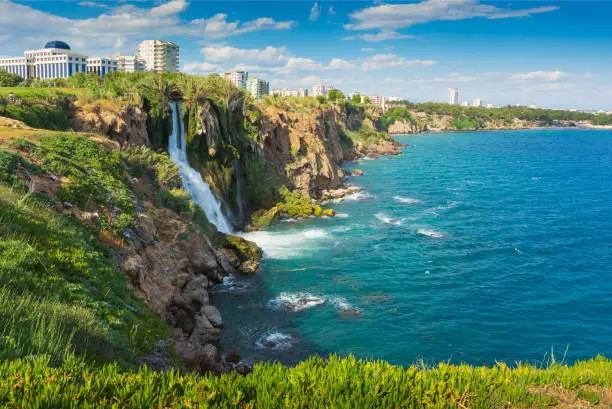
168;101;233;233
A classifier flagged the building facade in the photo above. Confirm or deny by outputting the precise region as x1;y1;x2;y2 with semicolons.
86;58;118;77
298;88;309;97
312;83;326;97
473;97;482;107
225;71;248;89
448;88;459;105
0;41;88;80
112;55;146;73
138;40;180;73
369;95;386;109
246;77;269;99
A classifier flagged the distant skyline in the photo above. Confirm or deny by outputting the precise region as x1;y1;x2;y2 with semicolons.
1;0;611;110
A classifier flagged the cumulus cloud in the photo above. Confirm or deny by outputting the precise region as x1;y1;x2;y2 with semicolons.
183;61;221;75
309;3;321;22
509;71;568;82
361;54;436;71
345;0;559;41
200;45;289;65
359;31;415;42
0;0;296;55
328;6;336;16
78;1;109;9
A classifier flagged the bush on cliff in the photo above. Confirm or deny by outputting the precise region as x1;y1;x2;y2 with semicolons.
250;186;332;229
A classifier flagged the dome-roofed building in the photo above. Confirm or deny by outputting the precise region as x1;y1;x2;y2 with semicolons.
44;40;71;50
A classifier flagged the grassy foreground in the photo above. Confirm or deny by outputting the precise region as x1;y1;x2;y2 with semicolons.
1;354;611;408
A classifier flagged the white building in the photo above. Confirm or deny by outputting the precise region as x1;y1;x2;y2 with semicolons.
486;103;495;109
86;58;118;77
246;77;269;99
0;41;88;80
461;101;469;107
112;55;145;73
298;88;309;97
138;40;179;73
368;95;386;109
448;88;459;105
271;89;282;96
473;97;482;107
312;83;326;97
225;71;248;89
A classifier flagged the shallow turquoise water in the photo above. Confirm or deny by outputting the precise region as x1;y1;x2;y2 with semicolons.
215;129;612;366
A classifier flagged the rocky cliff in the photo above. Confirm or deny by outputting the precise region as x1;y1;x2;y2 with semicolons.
254;103;401;199
71;99;149;146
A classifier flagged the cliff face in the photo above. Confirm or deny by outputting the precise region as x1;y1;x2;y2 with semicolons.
255;103;400;199
387;111;542;134
71;99;149;146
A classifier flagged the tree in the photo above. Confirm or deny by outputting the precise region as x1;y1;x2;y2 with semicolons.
363;96;371;104
316;95;326;104
0;68;23;87
351;94;361;104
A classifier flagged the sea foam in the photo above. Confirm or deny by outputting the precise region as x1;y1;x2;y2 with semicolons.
242;228;329;259
417;228;445;238
376;212;404;226
393;196;422;204
255;331;295;349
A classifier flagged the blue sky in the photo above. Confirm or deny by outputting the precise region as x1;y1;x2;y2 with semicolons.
1;0;610;110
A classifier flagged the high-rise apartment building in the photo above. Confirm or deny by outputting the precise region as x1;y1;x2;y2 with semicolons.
369;95;386;109
138;40;179;73
112;54;146;73
448;88;459;105
298;88;309;97
473;97;482;107
246;77;269;99
312;83;326;97
225;71;248;89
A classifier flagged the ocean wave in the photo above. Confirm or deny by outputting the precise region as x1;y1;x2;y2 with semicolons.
336;213;349;218
268;292;359;314
242;228;329;259
255;331;295;349
268;292;327;311
393;196;422;204
375;212;404;226
417;228;445;238
213;274;250;293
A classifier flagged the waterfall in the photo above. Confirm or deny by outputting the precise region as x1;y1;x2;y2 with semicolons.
168;101;233;234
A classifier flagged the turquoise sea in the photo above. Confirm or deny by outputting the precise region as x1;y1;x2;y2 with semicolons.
215;129;612;367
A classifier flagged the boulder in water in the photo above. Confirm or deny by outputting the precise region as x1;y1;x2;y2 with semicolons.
213;232;263;275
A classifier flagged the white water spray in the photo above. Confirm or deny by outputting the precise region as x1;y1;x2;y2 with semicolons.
168;101;233;233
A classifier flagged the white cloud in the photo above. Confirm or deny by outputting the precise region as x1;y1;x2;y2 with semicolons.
509;71;568;82
361;54;436;71
360;48;375;52
0;0;296;55
345;0;559;41
183;61;220;75
359;31;415;42
328;6;336;16
78;1;109;9
189;14;296;39
309;3;321;22
200;45;289;65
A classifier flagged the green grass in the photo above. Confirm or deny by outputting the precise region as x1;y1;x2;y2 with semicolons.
0;185;168;367
343;123;389;147
0;354;611;408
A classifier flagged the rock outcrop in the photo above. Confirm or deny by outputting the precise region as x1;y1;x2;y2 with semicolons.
256;103;400;199
71;99;149;146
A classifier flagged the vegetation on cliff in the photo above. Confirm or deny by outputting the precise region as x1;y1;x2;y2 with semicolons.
384;100;612;130
1;353;611;408
250;185;334;229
